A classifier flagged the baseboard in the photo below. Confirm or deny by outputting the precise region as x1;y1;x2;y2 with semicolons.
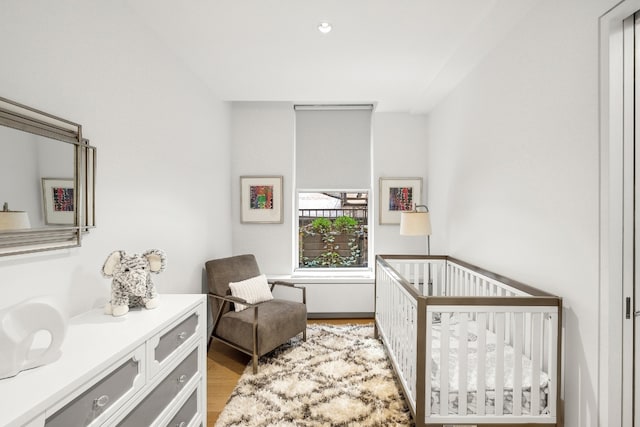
308;312;374;319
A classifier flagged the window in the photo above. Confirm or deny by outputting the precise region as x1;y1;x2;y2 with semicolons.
298;191;368;268
294;105;373;272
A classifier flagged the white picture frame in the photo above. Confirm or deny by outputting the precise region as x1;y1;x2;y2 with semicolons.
379;177;422;225
240;176;283;224
42;178;75;225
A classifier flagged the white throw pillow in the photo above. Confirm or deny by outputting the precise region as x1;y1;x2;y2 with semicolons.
228;274;274;312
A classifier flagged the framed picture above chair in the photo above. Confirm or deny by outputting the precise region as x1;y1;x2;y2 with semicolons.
240;176;283;224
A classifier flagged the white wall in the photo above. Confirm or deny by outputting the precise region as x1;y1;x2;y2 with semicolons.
373;113;430;255
425;0;617;425
230;104;429;273
0;0;232;316
231;102;295;273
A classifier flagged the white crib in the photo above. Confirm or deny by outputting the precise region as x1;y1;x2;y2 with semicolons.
375;255;562;427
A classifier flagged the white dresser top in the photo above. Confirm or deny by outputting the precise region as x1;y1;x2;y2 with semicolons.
0;293;205;427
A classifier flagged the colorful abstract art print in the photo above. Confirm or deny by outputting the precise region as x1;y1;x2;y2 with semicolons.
52;187;74;212
42;178;75;225
241;176;283;223
379;177;422;224
249;185;274;210
388;187;413;211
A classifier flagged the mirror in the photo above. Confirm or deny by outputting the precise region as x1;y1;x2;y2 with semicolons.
0;96;96;256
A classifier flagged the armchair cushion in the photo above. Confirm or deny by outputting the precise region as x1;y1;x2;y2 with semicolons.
228;274;273;311
216;298;307;356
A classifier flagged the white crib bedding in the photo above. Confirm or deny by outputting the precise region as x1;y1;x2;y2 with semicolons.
428;315;550;415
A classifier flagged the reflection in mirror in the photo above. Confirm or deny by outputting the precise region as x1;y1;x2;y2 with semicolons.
0;125;74;229
0;202;30;230
0;96;96;256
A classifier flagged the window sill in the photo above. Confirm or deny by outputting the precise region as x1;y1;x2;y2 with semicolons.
267;273;374;284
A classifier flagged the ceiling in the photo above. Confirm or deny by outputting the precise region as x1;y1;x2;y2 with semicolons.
125;0;539;113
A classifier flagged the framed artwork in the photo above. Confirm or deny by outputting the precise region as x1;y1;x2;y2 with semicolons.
42;178;75;225
240;176;283;223
379;177;422;224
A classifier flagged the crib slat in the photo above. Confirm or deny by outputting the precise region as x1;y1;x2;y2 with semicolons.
440;312;450;416
451;267;456;296
489;310;494;334
524;312;532;359
462;271;467;296
531;312;542;415
444;264;448;296
450;267;455;296
453;264;457;295
411;303;417;397
425;311;433;417
458;312;468;415
477;312;487;416
513;313;523;415
403;263;411;286
495;313;505;415
549;313;558;417
430;262;436;296
505;311;512;346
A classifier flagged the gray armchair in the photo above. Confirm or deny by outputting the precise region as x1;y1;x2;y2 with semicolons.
205;254;307;373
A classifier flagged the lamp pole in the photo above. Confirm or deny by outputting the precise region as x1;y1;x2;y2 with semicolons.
400;204;432;294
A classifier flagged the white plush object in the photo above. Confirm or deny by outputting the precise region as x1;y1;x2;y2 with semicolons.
102;249;166;317
229;274;274;312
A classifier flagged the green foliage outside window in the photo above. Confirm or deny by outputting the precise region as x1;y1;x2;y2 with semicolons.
299;216;367;268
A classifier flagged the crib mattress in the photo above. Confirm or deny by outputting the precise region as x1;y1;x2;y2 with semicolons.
428;315;550;415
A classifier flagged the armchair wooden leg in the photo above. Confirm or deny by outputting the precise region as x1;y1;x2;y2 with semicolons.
252;305;258;374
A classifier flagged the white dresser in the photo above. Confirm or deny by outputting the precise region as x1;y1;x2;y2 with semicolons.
0;294;207;427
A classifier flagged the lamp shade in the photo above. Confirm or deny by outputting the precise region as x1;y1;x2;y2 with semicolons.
400;211;431;236
0;211;31;230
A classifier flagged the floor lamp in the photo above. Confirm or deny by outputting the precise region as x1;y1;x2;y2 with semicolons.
400;204;432;293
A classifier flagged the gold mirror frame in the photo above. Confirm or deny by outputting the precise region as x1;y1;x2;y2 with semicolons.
0;96;96;256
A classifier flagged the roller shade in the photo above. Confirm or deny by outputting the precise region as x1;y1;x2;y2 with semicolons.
295;105;372;189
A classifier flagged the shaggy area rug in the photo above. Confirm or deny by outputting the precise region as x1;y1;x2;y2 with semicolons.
215;324;414;427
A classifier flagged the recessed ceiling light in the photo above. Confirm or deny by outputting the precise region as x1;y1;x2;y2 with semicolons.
318;22;332;34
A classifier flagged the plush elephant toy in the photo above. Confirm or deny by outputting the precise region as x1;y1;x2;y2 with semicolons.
102;249;167;317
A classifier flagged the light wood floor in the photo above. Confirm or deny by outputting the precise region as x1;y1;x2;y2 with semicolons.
206;318;374;425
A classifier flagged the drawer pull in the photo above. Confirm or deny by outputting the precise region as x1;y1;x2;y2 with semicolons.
93;394;110;409
177;374;188;384
177;331;188;340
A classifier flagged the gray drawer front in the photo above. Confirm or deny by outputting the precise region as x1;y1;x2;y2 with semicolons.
155;313;198;363
45;357;140;427
118;349;198;427
167;389;198;427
